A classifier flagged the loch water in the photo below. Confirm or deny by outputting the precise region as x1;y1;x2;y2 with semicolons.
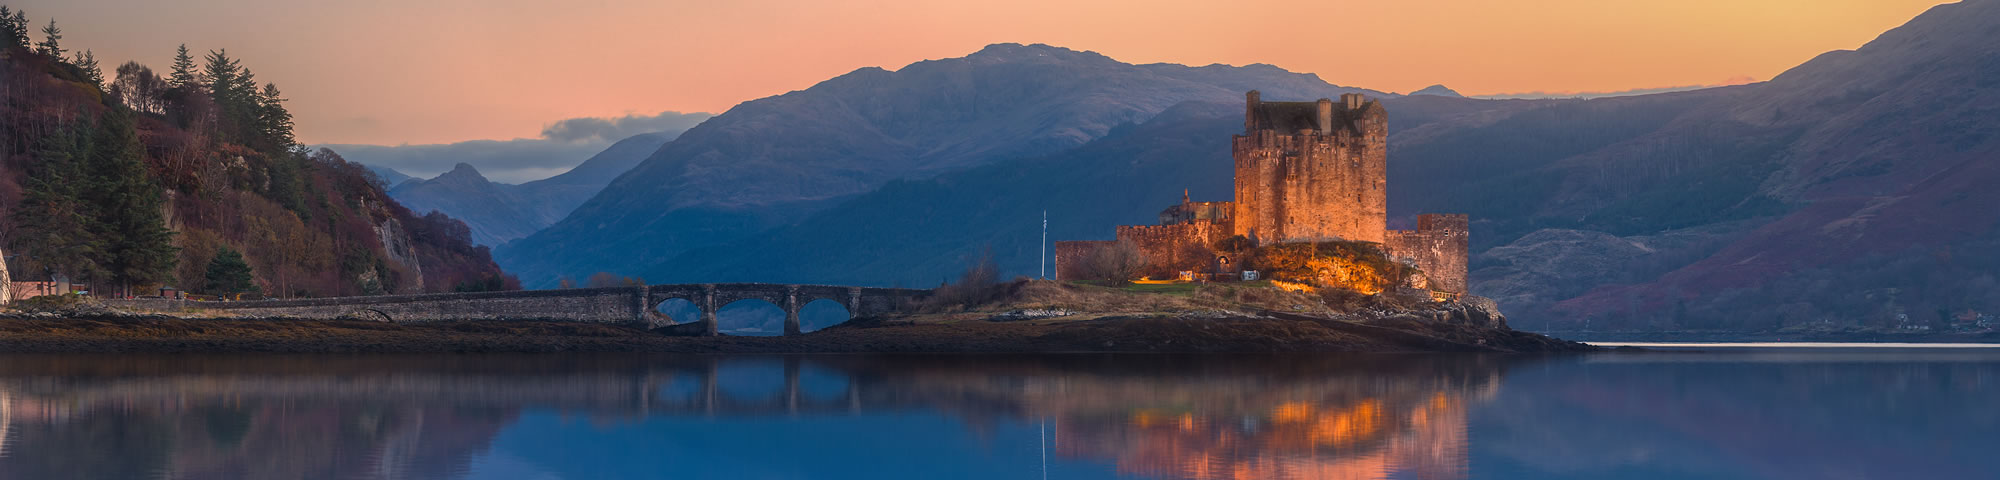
0;348;1993;479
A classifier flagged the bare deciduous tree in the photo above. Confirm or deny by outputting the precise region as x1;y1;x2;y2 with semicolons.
110;61;168;115
1083;239;1147;281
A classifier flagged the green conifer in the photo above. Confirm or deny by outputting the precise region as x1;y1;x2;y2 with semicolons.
11;121;105;283
7;11;27;48
33;17;58;57
72;49;101;86
0;7;19;49
168;44;198;88
255;83;295;152
84;110;178;293
203;247;258;297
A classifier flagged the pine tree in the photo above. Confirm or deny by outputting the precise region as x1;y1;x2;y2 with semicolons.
11;121;105;284
168;44;197;88
7;11;28;49
0;7;18;50
254;83;295;152
227;67;260;141
33;17;58;58
203;247;258;297
84;110;178;294
202;50;265;143
72;49;102;87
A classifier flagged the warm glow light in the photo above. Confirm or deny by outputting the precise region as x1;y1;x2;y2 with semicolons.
1270;280;1316;293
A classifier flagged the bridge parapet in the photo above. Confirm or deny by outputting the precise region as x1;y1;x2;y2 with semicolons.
645;283;928;335
193;283;929;336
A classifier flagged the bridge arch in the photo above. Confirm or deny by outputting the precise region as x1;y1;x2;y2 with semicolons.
798;298;852;333
640;283;930;336
714;298;787;336
653;298;700;325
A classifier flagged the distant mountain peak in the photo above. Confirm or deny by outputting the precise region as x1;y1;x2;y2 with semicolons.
965;43;1112;64
435;163;489;183
1411;84;1464;97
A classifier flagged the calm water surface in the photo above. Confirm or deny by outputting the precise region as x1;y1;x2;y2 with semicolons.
0;348;1993;479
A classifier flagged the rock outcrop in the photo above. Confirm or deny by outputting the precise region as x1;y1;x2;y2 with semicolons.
1;244;10;304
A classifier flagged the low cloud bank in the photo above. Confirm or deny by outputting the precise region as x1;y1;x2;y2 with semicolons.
541;111;711;143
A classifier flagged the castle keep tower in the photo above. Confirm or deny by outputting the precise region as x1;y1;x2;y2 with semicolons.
1232;91;1388;245
1054;91;1469;295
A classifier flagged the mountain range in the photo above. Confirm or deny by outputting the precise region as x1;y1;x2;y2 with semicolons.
425;1;2000;331
382;131;680;246
495;43;1381;283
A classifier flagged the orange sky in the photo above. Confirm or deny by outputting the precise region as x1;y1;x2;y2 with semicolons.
15;0;1950;145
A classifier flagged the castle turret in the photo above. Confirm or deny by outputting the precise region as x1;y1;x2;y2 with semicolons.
1316;98;1334;135
1244;90;1261;132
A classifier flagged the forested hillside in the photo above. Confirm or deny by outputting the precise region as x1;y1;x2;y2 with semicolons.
0;7;511;297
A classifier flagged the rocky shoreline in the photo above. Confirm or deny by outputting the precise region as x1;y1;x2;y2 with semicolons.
0;280;1595;354
0;310;1591;354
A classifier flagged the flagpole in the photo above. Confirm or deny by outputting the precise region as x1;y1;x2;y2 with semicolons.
1040;210;1048;280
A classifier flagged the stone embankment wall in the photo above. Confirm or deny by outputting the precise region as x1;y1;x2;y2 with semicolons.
110;287;656;325
204;287;653;324
99;284;930;336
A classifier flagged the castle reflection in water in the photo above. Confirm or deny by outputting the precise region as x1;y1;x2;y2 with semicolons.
5;352;1992;479
0;354;1500;480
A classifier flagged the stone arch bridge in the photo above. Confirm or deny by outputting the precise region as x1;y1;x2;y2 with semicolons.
186;284;930;336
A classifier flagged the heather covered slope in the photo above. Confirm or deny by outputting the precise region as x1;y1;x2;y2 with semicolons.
497;43;1383;285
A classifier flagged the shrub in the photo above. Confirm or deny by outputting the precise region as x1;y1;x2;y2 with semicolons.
928;249;1005;310
1080;239;1147;281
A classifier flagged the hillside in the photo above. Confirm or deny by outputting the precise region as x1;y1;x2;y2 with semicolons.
1376;0;2000;330
545;1;2000;332
496;43;1383;284
385;130;678;246
649;95;1546;287
0;14;508;298
1543;0;2000;329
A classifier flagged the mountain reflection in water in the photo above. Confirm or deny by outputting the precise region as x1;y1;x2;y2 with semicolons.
0;350;1993;479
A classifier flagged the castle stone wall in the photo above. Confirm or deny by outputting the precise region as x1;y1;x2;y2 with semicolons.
1385;214;1469;295
1232;92;1388;245
1116;222;1226;275
1054;241;1114;281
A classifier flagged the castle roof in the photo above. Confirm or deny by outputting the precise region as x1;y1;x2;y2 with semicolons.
1248;101;1327;133
1243;91;1377;135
